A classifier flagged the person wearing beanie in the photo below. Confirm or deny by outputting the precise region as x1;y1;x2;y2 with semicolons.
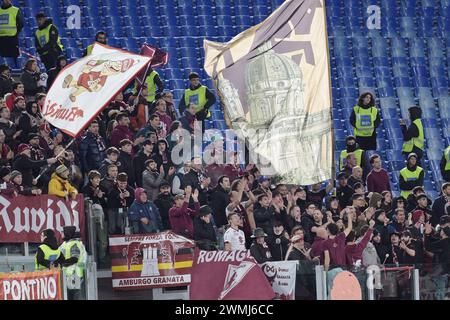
339;136;369;172
193;205;217;251
413;193;432;221
12;143;57;188
9;169;41;196
431;183;450;227
128;188;162;234
349;92;381;151
35;229;64;271
132;139;154;188
169;186;200;239
48;164;78;200
0;166;15;197
154;180;175;230
152;138;175;177
336;173;353;209
58;225;87;300
401;106;424;160
399;153;424;200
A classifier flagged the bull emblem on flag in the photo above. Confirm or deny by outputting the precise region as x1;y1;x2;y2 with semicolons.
62;58;136;102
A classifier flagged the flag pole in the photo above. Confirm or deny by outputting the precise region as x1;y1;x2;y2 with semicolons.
133;60;152;107
35;137;78;181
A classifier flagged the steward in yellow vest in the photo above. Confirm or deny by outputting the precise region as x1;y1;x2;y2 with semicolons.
441;145;450;182
133;68;164;104
35;229;64;271
179;72;217;122
59;226;87;300
400;106;424;160
83;31;107;56
339;135;368;173
350;92;380;151
34;13;63;70
399;153;424;199
0;1;24;58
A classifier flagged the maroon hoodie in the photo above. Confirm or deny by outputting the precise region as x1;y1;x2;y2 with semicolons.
345;228;373;265
168;200;200;239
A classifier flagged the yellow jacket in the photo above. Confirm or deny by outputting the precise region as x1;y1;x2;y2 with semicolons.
48;173;78;198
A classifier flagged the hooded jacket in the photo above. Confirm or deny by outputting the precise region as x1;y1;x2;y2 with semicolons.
169;200;200;239
48;172;78;198
154;191;175;230
129;188;162;233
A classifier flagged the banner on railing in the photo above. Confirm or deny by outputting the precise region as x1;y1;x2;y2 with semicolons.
0;270;62;300
109;231;194;289
0;195;85;243
190;249;275;300
261;261;297;300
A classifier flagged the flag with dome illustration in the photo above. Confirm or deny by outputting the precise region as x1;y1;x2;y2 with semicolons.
204;0;333;185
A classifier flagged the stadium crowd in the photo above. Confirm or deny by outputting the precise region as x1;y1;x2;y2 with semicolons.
0;1;450;299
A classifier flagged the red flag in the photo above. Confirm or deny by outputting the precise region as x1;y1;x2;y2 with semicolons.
190;249;275;300
135;44;169;89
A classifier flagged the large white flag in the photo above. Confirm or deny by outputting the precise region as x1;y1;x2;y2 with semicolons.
42;44;151;137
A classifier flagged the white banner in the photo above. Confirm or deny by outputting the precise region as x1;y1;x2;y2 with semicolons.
261;261;298;300
43;43;151;137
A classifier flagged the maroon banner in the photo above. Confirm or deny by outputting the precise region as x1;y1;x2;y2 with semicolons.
109;231;194;290
190;249;275;300
0;195;85;243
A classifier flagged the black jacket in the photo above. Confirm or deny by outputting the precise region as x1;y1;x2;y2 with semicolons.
118;152;135;187
336;184;354;208
301;213;316;244
254;205;275;236
154;192;175;230
107;185;135;209
250;241;273;264
20;70;41;97
425;236;450;274
210;185;229;227
81;182;107;206
79;132;106;173
132;150;153;187
193;216;217;250
0;74;12;97
267;233;290;261
12;154;47;188
34;19;62;56
431;195;450;227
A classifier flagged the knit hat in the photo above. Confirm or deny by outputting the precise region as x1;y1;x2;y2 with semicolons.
374;209;386;221
63;226;77;240
10;170;22;181
0;167;11;179
199;205;212;217
17;143;30;154
28;133;39;142
369;192;383;208
412;210;424;224
415;194;427;201
407;153;418;161
55;165;69;176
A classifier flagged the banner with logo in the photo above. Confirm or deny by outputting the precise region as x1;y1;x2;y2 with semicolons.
261;261;297;300
0;270;62;300
190;250;275;300
0;195;85;243
204;0;333;185
43;43;151;137
109;231;194;289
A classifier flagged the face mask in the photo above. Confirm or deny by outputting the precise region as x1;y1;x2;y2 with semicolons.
346;143;356;152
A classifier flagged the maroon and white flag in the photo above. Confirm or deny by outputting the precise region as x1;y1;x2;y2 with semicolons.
190;250;275;300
